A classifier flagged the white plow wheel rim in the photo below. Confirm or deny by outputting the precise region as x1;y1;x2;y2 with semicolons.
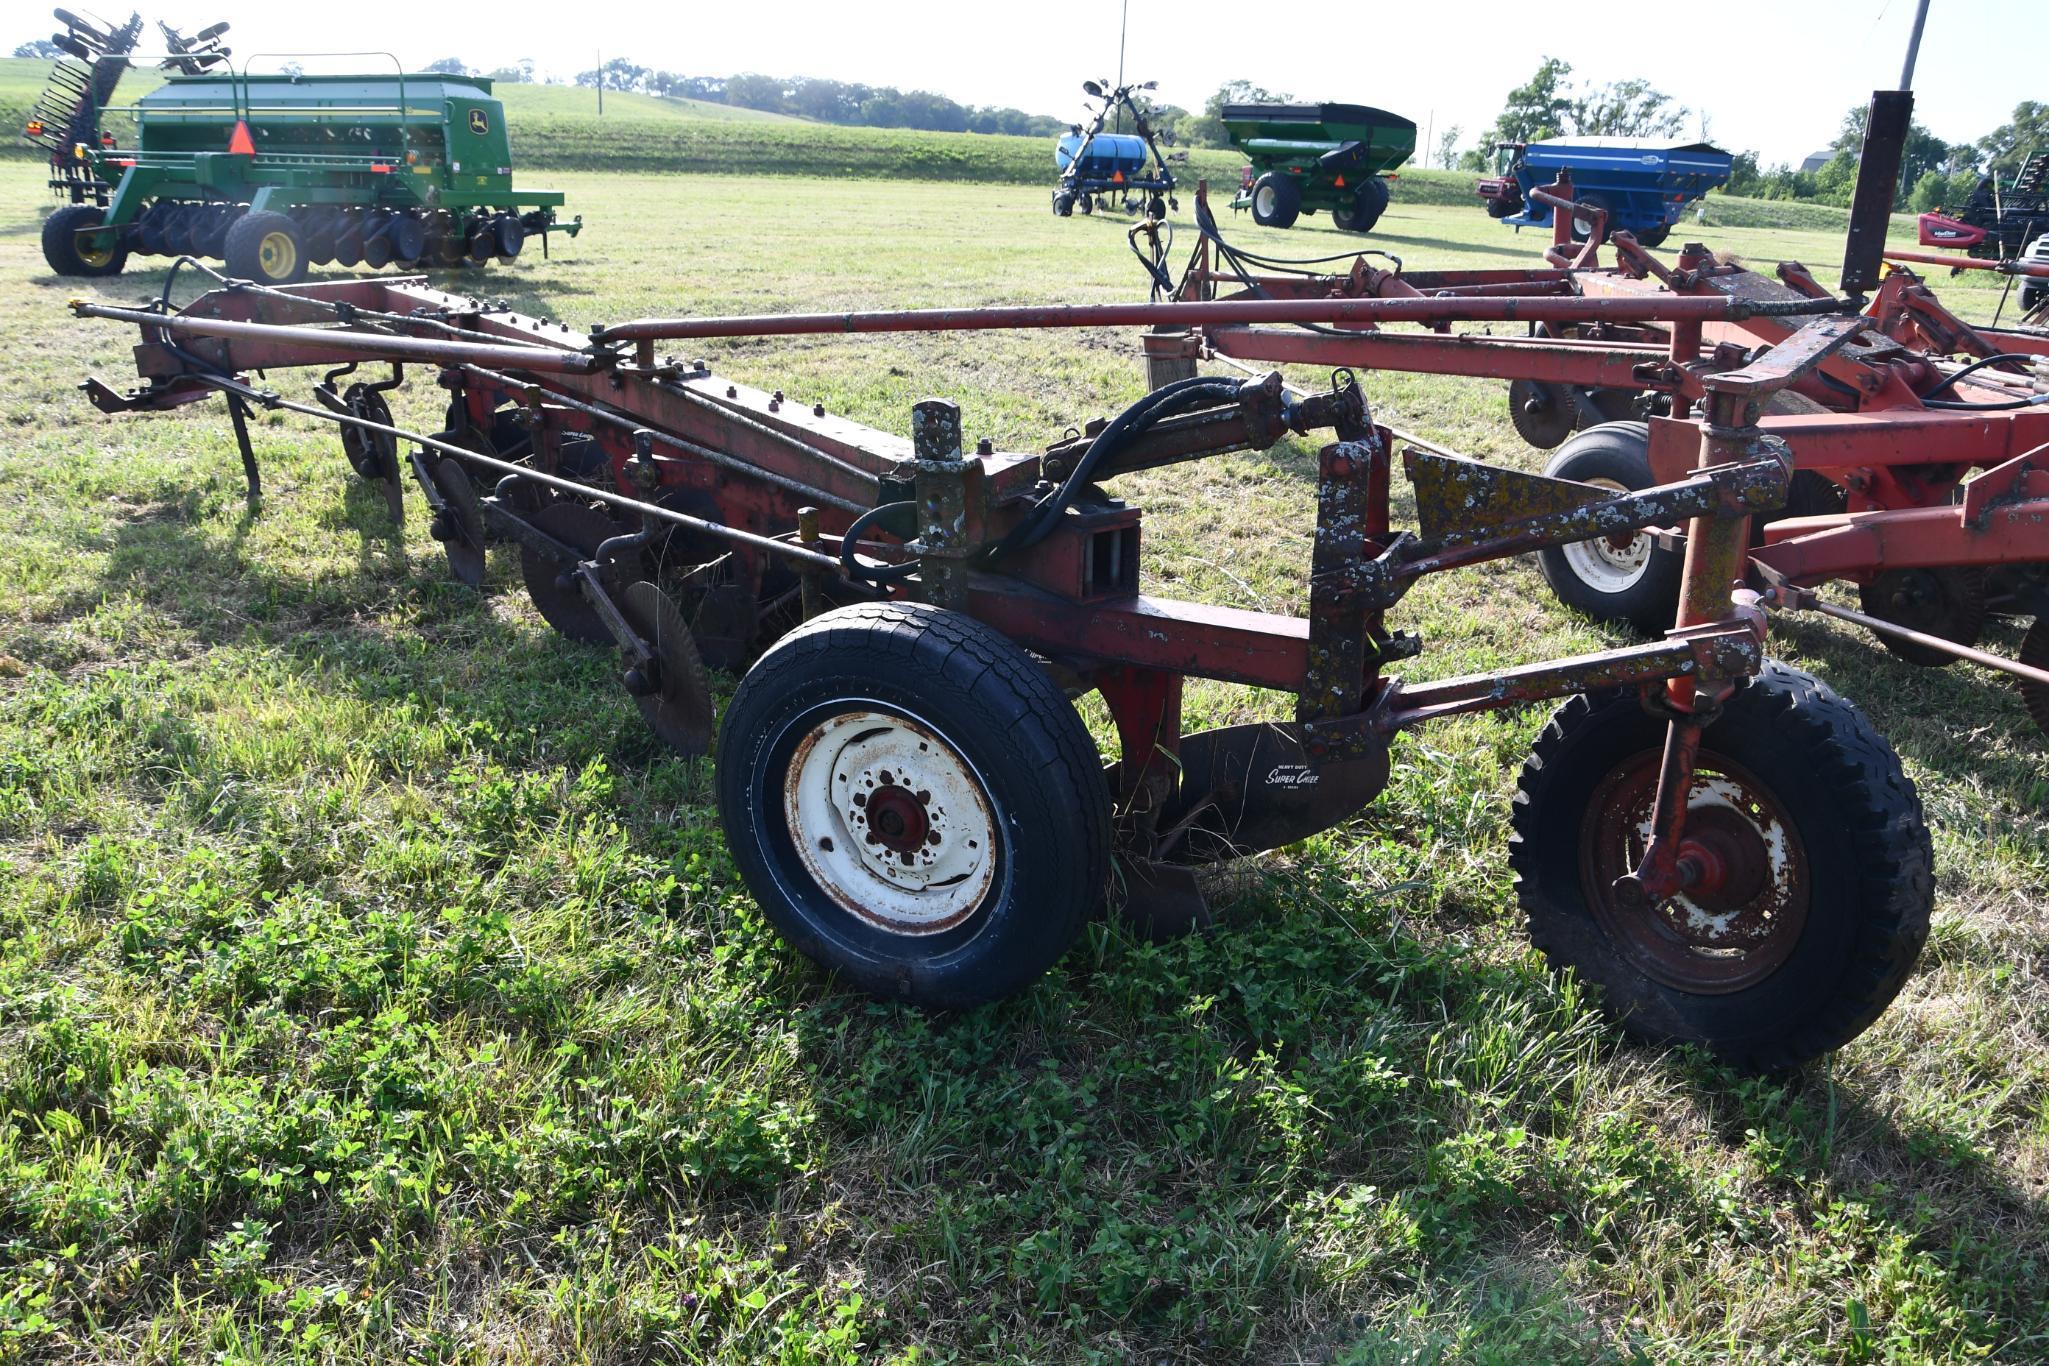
785;708;1000;935
1559;475;1654;593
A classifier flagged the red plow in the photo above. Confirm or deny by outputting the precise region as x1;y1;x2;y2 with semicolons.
65;94;2041;1071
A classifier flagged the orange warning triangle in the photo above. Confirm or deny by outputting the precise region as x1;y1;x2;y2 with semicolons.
1334;174;1346;188
227;119;255;156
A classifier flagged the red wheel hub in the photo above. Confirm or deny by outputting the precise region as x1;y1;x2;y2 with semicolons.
859;783;932;856
1581;750;1810;994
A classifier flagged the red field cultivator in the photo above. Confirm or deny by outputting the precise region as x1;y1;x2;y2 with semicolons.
1133;98;2049;739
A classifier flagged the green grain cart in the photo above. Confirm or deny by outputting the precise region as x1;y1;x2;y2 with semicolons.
1223;102;1416;232
40;64;579;285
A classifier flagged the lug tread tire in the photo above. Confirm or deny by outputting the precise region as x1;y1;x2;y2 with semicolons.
41;204;127;277
1534;421;1682;635
1507;660;1933;1072
715;601;1111;1008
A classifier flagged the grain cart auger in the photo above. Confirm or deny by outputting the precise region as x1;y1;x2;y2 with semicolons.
71;270;1935;1073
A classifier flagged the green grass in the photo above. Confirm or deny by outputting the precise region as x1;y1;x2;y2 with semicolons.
3;163;2048;1363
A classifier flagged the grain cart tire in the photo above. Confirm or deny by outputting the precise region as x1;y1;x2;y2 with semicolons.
1569;192;1614;243
1857;568;1987;668
1337;177;1391;233
2019;618;2049;739
1634;223;1672;249
224;211;307;285
1535;422;1682;636
716;601;1112;1008
1250;173;1301;229
1510;661;1932;1072
42;204;127;277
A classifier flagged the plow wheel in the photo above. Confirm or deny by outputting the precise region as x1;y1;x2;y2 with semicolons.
1535;422;1681;635
1509;661;1932;1072
428;458;487;587
1507;378;1580;450
519;501;624;644
1858;568;1987;668
715;601;1111;1007
618;580;714;756
2020;618;2049;739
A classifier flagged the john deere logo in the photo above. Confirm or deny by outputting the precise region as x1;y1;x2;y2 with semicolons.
467;108;489;135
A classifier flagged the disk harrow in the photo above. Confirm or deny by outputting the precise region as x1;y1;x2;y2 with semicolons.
1132;168;2049;737
75;264;1937;1071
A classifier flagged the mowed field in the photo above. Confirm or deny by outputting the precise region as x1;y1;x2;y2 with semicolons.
2;158;2047;1363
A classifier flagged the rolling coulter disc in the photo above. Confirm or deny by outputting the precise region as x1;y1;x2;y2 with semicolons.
618;580;714;756
428;458;487;587
2020;618;2049;739
519;501;623;644
1508;379;1579;449
339;386;397;480
1857;567;1988;668
333;213;364;268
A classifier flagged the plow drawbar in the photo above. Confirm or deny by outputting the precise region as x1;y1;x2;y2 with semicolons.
71;258;1940;1073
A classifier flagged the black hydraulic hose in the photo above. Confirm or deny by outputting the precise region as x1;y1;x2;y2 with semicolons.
1920;351;2037;400
986;376;1248;562
839;501;921;584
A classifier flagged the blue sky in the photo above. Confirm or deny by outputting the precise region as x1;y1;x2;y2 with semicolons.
33;0;2039;168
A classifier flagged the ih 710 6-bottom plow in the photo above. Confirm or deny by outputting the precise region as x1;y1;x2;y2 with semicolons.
73;256;1937;1073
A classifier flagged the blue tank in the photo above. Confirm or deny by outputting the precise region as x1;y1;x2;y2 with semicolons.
1056;132;1151;177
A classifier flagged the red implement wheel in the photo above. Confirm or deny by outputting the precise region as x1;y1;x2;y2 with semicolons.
1509;662;1932;1071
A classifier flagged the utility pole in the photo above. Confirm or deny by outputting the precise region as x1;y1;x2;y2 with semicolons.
1898;0;1930;89
1423;110;1434;169
596;48;603;116
1115;0;1128;133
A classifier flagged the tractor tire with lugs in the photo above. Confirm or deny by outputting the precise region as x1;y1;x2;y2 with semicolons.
1250;172;1301;229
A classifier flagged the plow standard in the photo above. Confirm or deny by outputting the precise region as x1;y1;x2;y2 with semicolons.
71;252;1941;1073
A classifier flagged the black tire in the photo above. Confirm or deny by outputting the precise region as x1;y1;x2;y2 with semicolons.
224;210;306;285
1509;661;1933;1071
2019;618;2048;740
1147;195;1167;221
1535;422;1683;635
1342;177;1390;233
1053;191;1075;217
1078;195;1095;216
41;204;127;277
1634;222;1672;249
1857;568;1987;669
1249;172;1301;229
1485;194;1521;219
716;601;1111;1008
1569;192;1614;243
